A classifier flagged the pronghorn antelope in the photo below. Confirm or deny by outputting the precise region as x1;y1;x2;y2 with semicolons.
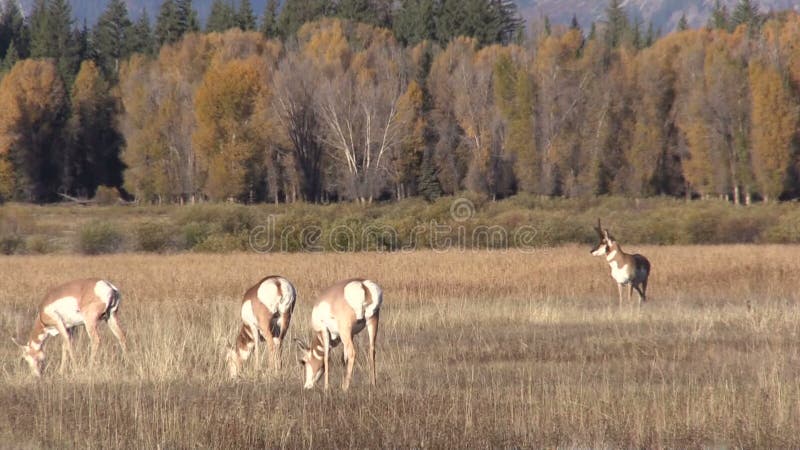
12;278;127;377
227;276;296;377
591;219;651;306
295;278;382;391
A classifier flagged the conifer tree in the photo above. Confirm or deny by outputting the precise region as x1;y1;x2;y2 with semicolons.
206;0;236;32
677;13;688;31
93;0;133;79
237;0;257;31
129;10;155;55
260;0;278;38
393;0;437;45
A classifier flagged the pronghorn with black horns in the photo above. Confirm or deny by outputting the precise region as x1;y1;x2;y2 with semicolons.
227;276;297;377
591;219;651;306
295;278;382;391
12;278;127;377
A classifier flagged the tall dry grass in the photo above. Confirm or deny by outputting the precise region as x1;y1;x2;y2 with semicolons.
0;246;799;448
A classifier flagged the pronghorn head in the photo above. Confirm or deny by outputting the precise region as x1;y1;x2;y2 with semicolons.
590;219;619;257
11;337;43;377
295;337;324;389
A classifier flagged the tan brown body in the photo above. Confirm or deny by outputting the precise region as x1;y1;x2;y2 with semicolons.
591;220;651;306
13;278;127;377
296;278;382;391
227;276;296;377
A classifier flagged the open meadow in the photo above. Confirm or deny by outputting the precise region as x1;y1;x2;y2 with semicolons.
1;246;799;448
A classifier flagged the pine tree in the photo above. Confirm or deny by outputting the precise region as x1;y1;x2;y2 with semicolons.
206;0;237;32
1;1;28;60
731;0;762;32
156;0;194;46
129;9;155;55
604;0;628;48
28;0;50;58
0;40;19;72
677;13;688;31
93;0;133;79
337;0;375;25
175;0;200;34
237;0;257;30
260;0;278;38
277;0;333;38
708;0;730;30
570;14;580;31
393;0;437;45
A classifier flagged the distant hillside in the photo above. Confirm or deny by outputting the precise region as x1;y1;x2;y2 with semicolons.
517;0;800;33
7;0;800;34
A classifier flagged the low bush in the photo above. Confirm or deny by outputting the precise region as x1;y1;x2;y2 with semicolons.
76;221;125;254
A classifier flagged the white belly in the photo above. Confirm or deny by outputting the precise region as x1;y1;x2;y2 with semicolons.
45;296;85;328
610;261;631;284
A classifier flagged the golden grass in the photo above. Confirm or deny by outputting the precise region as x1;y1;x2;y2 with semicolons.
1;245;799;448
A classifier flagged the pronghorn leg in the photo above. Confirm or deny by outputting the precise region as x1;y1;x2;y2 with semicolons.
323;330;331;391
84;318;102;366
264;325;277;371
639;278;648;303
272;312;291;370
107;314;127;354
367;313;379;386
340;329;356;391
59;328;74;374
250;325;261;371
53;318;76;373
627;284;634;306
227;325;255;378
617;284;624;307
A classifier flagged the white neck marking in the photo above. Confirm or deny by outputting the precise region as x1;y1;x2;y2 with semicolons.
606;250;617;261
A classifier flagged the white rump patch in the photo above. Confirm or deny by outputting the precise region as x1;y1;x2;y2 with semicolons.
94;280;114;306
275;278;296;315
257;280;281;313
361;280;383;319
344;281;367;320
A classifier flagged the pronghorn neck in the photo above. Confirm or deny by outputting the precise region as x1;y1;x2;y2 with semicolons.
309;332;326;361
606;244;626;264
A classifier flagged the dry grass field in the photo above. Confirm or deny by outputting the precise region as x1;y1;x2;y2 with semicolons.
0;245;799;448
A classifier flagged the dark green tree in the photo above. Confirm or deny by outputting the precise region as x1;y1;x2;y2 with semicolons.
237;0;257;30
0;1;28;60
129;9;155;55
175;0;200;34
260;0;278;38
570;14;580;31
156;0;196;45
604;0;629;48
708;0;730;30
0;39;19;72
93;0;133;79
677;13;688;31
393;0;438;45
206;0;237;32
731;0;762;32
337;0;376;25
276;0;333;38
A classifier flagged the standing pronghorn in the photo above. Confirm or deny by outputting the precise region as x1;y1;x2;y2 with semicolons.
295;278;382;391
227;276;296;377
12;278;127;377
591;219;651;306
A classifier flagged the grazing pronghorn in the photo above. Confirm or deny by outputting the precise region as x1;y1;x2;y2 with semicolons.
295;278;382;391
591;219;651;306
12;278;127;377
227;276;296;377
